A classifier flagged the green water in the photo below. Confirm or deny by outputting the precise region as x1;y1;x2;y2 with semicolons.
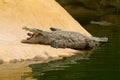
27;25;120;80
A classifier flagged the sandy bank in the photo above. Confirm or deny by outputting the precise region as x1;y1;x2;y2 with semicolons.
0;0;91;63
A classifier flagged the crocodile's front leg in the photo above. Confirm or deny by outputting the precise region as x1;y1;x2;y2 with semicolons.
51;40;66;48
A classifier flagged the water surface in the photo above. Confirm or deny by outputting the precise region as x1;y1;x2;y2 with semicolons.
26;25;120;80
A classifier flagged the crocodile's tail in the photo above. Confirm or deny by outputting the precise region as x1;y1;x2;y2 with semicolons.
93;37;108;43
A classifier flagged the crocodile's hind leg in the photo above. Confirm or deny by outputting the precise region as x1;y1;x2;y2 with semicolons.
50;27;61;31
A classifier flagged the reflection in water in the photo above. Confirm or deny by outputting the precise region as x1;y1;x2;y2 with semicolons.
27;53;90;79
25;25;120;80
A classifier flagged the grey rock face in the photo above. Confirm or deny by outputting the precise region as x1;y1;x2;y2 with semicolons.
21;27;108;50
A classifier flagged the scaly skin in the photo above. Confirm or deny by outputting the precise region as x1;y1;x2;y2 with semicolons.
21;26;108;50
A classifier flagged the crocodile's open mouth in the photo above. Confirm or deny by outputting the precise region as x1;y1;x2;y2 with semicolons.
21;33;34;43
26;33;33;40
21;31;42;43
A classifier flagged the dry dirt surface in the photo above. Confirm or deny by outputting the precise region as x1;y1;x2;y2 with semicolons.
0;0;91;62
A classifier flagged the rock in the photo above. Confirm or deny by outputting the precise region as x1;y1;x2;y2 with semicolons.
64;5;101;24
56;0;101;10
90;21;115;26
0;0;91;62
9;59;18;63
100;15;120;24
56;0;102;24
100;0;120;9
33;56;45;61
56;0;119;24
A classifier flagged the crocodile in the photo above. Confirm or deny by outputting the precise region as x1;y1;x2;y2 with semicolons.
21;26;108;50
